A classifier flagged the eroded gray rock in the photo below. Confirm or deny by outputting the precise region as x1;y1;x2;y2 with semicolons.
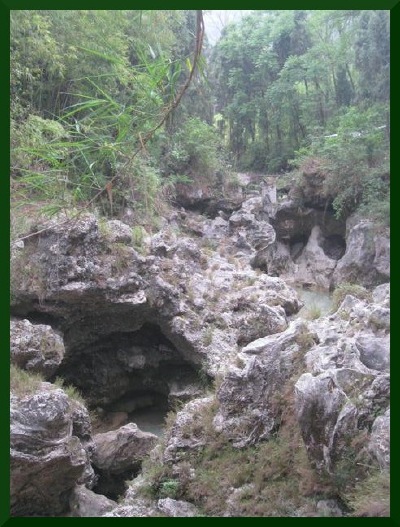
295;292;390;475
163;397;215;462
69;485;117;517
214;320;315;447
368;408;390;469
333;218;390;287
10;319;65;378
10;384;94;516
157;498;199;517
92;423;157;474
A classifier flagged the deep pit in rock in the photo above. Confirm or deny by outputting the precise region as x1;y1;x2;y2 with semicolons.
53;321;206;500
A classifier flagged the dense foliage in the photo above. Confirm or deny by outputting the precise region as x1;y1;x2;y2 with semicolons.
10;10;390;227
10;10;217;223
212;10;390;222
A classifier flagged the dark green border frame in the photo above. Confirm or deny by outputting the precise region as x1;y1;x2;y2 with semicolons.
3;2;397;525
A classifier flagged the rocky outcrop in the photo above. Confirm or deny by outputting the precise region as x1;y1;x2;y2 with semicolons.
157;498;199;517
92;423;157;498
10;384;95;516
294;288;390;476
368;408;390;469
213;320;315;447
11;212;301;407
69;486;117;517
10;318;64;378
294;226;338;290
163;397;215;463
332;218;390;287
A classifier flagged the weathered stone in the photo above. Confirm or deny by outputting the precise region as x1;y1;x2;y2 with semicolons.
157;498;199;517
368;408;390;469
295;291;390;476
294;226;338;290
104;220;133;244
214;320;314;447
69;486;117;517
10;319;65;378
10;385;94;516
163;397;215;463
316;499;343;517
372;283;390;307
355;334;389;371
332;218;390;287
92;423;157;474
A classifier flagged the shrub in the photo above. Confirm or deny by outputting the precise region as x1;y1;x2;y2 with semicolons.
54;377;86;405
292;103;389;223
331;282;371;312
303;303;322;320
10;364;44;397
348;469;390;517
159;479;180;499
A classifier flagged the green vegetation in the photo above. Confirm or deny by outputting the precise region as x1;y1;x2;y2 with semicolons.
11;10;389;231
10;364;44;396
331;282;371;312
348;469;390;517
212;10;389;223
303;303;321;321
10;10;216;226
54;377;86;405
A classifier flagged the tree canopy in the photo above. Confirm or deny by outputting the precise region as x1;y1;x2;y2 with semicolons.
10;10;390;227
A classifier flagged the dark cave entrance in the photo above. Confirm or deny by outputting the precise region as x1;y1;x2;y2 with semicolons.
56;321;206;500
59;322;204;430
289;234;309;262
322;234;346;260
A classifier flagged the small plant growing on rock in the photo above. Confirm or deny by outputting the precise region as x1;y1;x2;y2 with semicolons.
10;365;44;396
159;479;180;499
132;225;146;252
203;326;214;346
54;377;86;405
304;303;322;320
331;282;371;312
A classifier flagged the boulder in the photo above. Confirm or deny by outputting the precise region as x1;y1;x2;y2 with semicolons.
10;318;64;378
333;218;390;287
157;498;199;517
92;423;158;500
368;408;390;469
355;334;389;371
214;320;315;447
10;384;94;516
92;423;157;475
69;486;117;517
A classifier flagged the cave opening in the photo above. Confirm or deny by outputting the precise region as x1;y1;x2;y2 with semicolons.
322;234;346;260
55;321;207;500
289;233;309;262
58;322;205;433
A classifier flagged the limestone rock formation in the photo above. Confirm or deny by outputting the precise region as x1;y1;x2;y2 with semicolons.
10;384;95;516
157;498;199;517
163;396;215;462
11;212;301;408
69;485;117;517
332;218;390;287
10;318;65;378
92;423;157;498
213;320;315;447
92;423;157;474
294;288;390;476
